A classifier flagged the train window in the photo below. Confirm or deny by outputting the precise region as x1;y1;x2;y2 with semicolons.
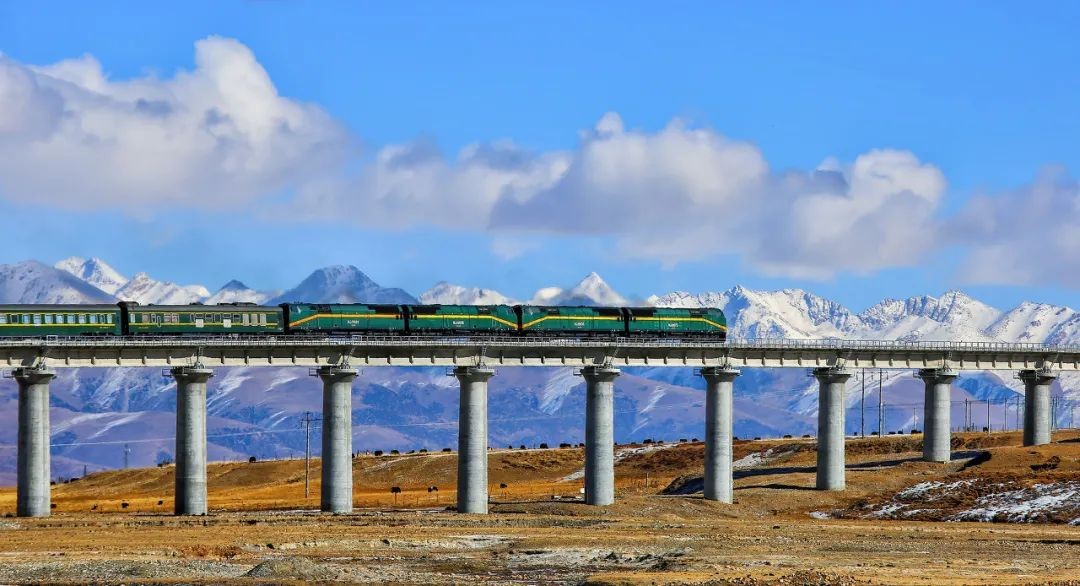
32;314;41;325
241;313;250;326
78;314;87;324
106;314;114;324
260;314;268;325
233;314;241;322
89;314;98;324
44;314;53;324
55;314;63;323
0;315;6;324
21;315;30;324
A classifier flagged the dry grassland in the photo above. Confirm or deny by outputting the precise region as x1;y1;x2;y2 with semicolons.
0;431;1079;584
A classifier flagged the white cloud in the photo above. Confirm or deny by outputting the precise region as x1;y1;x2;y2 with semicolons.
1;38;1073;287
299;112;945;278
952;168;1080;288
488;116;946;279
0;37;350;210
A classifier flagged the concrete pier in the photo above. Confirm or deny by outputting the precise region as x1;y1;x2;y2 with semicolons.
813;367;852;491
581;365;620;506
916;368;958;462
1020;369;1057;446
319;366;358;513
454;366;494;514
172;367;213;515
700;366;740;503
15;368;55;518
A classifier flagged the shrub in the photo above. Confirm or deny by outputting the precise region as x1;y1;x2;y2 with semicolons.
539;443;549;449
373;450;384;456
441;448;451;453
248;456;257;463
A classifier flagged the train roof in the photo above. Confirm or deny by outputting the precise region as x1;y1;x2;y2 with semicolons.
124;304;277;312
0;304;121;311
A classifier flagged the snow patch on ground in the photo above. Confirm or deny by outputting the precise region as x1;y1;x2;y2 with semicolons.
951;483;1080;523
862;479;1080;524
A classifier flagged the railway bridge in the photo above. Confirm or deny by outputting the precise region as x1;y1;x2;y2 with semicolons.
4;336;1079;517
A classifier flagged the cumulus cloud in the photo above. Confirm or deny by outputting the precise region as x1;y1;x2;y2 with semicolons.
1;38;1073;286
951;168;1080;288
301;113;946;278
0;37;350;210
489;114;946;278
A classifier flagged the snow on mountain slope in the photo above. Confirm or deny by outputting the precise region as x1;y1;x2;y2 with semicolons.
531;272;627;306
270;266;417;304
204;280;277;305
420;282;515;305
987;302;1079;344
854;291;1001;341
0;260;115;303
115;272;210;304
648;286;855;339
54;257;129;295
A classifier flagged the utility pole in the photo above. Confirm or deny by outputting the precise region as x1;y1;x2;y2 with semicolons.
123;443;130;469
878;369;885;435
986;399;991;434
1051;397;1058;432
964;399;971;432
860;370;866;438
300;411;321;500
912;406;917;432
1015;396;1021;431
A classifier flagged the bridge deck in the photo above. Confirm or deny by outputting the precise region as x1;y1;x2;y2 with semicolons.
0;336;1075;371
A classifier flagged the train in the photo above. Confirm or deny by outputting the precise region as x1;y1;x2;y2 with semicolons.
0;302;727;339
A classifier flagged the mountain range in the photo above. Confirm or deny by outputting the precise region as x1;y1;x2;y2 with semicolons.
0;256;1074;486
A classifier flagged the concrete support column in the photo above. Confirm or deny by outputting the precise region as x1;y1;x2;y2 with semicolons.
916;368;958;462
581;365;620;506
813;367;852;491
699;366;740;503
1020;369;1057;446
454;366;494;514
172;367;213;516
15;367;55;518
319;366;358;514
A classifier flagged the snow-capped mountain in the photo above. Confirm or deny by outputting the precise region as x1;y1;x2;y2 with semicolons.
855;291;1000;342
0;261;114;304
54;257;129;295
204;280;278;305
114;272;211;305
531;272;628;306
648;286;856;339
270;265;417;304
987;302;1079;345
420;282;516;305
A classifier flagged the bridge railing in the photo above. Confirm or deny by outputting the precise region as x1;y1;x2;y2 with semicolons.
0;335;1073;353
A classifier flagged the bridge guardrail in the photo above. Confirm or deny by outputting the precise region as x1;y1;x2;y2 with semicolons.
0;335;1071;353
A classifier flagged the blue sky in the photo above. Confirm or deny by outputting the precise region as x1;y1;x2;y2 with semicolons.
0;2;1077;310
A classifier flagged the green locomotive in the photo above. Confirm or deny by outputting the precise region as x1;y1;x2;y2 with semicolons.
283;303;406;333
406;305;517;333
